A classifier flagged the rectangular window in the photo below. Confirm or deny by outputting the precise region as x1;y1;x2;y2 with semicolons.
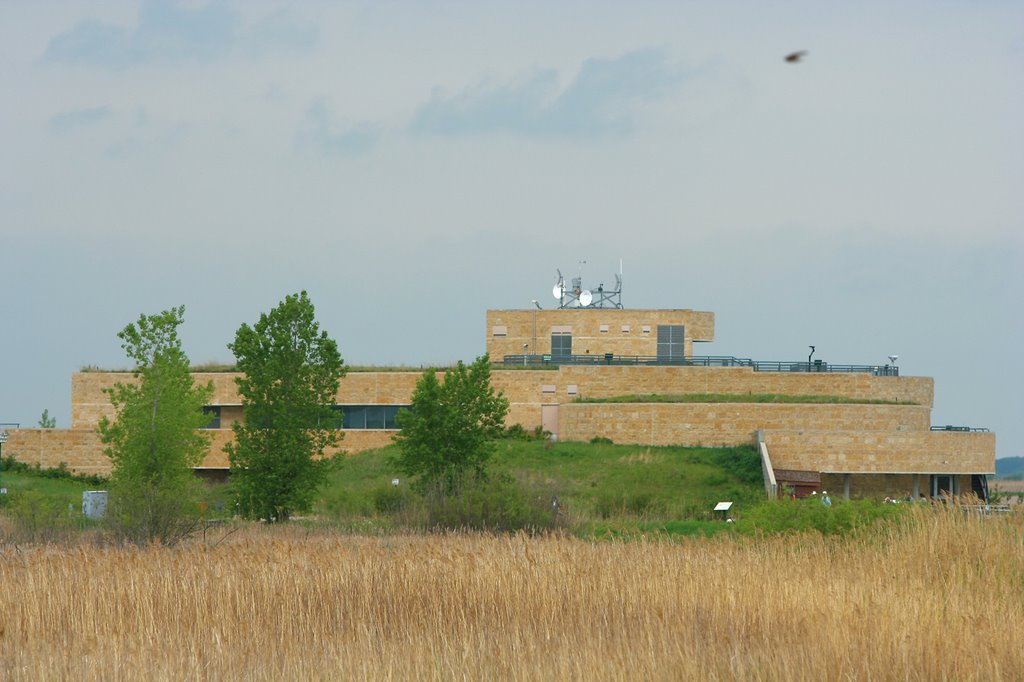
491;325;508;336
385;406;403;429
657;324;685;361
567;384;578;396
642;325;651;334
621;325;631;333
551;333;572;358
342;405;366;429
335;405;410;430
541;384;556;395
599;324;609;333
201;406;221;429
366;406;386;429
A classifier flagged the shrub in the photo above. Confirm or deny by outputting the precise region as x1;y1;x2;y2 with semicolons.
423;474;561;532
589;436;613;445
503;424;531;440
2;490;78;543
372;484;407;514
1;457;108;488
739;497;908;536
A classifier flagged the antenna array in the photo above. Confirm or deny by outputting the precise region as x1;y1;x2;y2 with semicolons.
551;265;623;309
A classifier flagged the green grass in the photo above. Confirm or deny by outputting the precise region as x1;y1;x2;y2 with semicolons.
0;470;97;509
316;438;766;531
576;392;913;405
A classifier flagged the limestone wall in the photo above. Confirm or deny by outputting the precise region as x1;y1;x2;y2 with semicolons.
559;402;931;448
486;309;715;359
3;429;109;477
765;430;995;474
4;427;397;476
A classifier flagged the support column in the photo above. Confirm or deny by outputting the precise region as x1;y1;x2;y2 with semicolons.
843;474;851;501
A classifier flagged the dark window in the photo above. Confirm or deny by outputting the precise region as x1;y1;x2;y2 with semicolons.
656;325;685;360
334;405;410;430
201;406;221;429
366;406;386;429
385;405;403;429
551;333;572;358
342;406;367;429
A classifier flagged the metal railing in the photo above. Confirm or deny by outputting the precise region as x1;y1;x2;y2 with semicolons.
500;354;898;375
930;425;990;432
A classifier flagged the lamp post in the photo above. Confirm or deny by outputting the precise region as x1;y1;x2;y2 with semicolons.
531;300;539;361
808;345;815;372
0;430;8;495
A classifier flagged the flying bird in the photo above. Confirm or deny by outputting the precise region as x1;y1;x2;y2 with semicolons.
785;50;808;63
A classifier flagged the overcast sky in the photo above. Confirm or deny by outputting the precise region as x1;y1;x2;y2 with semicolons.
1;1;1021;459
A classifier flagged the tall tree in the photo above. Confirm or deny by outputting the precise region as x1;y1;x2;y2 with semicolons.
98;306;213;543
226;291;345;521
393;355;509;496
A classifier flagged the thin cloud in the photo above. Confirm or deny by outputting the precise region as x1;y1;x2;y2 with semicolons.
43;2;314;68
48;106;113;133
296;99;380;157
241;9;318;57
410;48;687;139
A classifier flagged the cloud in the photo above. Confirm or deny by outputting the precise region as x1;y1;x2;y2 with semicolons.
48;106;113;133
410;49;686;139
296;99;381;157
241;9;317;56
43;2;315;68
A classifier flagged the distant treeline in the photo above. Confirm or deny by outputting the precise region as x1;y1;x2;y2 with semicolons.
995;456;1024;478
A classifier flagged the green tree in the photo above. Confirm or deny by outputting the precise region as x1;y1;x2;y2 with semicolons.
393;355;509;496
226;291;345;521
97;306;213;543
38;409;56;428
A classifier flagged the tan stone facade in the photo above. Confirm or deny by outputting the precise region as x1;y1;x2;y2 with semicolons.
486;309;714;359
7;306;995;500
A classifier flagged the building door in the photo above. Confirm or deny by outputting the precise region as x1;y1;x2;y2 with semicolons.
541;405;559;436
931;474;957;498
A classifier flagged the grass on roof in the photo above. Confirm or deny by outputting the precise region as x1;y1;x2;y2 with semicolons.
576;393;914;405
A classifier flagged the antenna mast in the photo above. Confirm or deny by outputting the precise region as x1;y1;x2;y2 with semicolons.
549;262;623;309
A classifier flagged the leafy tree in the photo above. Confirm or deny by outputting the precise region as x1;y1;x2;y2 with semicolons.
393;355;509;496
97;306;213;543
38;409;56;429
226;291;345;521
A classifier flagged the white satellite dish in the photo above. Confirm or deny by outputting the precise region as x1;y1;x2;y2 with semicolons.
579;290;593;307
552;283;563;300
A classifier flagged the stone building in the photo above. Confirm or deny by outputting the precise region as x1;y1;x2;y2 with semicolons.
3;305;995;500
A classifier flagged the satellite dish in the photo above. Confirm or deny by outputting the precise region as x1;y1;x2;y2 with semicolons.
579;290;593;307
552;284;563;300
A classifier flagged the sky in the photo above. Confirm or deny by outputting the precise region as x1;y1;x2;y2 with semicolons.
1;1;1021;458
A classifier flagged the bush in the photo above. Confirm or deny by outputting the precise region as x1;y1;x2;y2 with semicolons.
1;490;78;543
739;497;908;536
593;490;664;519
589;436;613;445
503;424;531;440
372;484;407;514
424;474;562;532
1;457;108;488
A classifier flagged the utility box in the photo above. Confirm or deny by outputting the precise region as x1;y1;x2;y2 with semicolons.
82;491;108;520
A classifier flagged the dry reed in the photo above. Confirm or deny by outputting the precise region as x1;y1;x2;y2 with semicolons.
2;508;1022;681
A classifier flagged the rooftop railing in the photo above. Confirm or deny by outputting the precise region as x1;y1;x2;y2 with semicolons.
929;425;990;432
499;354;899;375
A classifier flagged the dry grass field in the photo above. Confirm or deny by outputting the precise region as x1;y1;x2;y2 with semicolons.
2;508;1022;681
